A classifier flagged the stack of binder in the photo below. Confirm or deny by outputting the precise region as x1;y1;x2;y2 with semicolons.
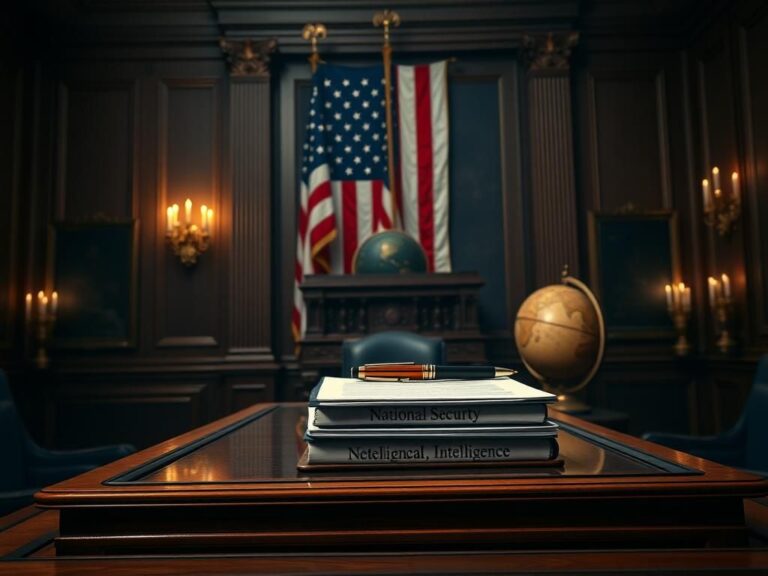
299;375;559;469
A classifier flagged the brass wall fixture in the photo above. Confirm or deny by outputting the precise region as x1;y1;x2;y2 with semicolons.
25;290;57;369
665;282;691;356
165;199;213;266
701;167;741;236
708;274;735;353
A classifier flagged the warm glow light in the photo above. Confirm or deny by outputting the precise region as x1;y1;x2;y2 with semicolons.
712;166;721;191
665;284;672;309
721;274;731;299
731;171;740;202
172;204;179;227
201;205;208;231
207;208;213;230
166;206;174;232
51;292;58;316
25;293;32;323
702;178;711;211
184;198;192;224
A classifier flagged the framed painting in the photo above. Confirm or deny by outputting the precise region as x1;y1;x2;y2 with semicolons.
588;210;678;339
50;219;138;349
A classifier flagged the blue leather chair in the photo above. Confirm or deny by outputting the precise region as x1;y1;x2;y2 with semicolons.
643;355;768;476
0;370;135;516
341;331;446;378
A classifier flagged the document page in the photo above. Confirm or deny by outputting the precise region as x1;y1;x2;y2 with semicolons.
313;377;555;404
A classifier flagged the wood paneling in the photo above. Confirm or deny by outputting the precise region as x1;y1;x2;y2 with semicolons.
56;81;138;220
738;7;768;341
229;78;272;358
586;69;672;211
528;74;579;285
52;381;214;449
0;64;21;349
156;78;221;349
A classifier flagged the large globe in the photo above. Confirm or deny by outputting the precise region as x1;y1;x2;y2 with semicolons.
353;230;428;274
514;278;604;394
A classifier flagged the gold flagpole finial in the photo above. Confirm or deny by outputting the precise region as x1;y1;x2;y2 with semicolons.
373;9;400;45
302;23;327;73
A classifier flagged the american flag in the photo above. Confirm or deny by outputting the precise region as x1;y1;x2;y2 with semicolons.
293;62;451;340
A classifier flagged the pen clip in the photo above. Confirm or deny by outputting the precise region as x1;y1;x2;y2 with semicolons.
362;362;416;367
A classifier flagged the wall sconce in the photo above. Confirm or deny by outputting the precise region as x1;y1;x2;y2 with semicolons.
701;167;741;236
25;290;57;369
708;274;735;353
165;198;213;266
665;282;691;356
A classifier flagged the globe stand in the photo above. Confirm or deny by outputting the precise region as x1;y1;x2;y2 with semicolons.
551;393;591;414
515;268;606;415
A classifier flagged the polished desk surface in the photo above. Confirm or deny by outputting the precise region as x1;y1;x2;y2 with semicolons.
1;403;765;572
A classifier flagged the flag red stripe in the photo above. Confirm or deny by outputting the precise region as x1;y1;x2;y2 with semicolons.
308;214;336;255
307;181;332;214
342;181;358;273
415;65;435;272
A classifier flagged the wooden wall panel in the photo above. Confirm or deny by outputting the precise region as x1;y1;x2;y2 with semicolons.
56;81;138;220
587;70;671;211
52;381;214;449
156;79;221;349
0;64;21;349
738;9;768;340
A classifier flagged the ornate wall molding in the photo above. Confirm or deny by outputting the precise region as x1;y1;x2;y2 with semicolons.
220;38;278;78
523;32;579;71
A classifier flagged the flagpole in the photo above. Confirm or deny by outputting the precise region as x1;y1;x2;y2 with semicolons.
301;23;327;73
373;10;401;228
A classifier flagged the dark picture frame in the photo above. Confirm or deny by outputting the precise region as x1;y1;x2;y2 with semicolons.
588;210;678;339
50;219;139;349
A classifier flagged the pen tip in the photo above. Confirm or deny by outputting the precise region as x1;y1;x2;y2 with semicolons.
494;367;517;378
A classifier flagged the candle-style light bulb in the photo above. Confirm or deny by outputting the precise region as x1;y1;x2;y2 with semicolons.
712;166;721;191
184;198;192;224
25;293;32;324
731;172;740;203
201;205;208;231
721;273;731;299
702;178;712;212
166;206;174;232
172;204;179;227
207;208;213;231
708;276;718;306
51;291;58;317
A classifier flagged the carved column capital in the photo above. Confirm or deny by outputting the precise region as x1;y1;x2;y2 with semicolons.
220;38;278;78
522;32;579;71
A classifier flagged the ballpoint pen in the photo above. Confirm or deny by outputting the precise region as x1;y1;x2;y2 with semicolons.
351;363;517;381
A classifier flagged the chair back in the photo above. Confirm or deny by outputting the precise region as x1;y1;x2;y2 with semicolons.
744;356;768;471
341;331;446;378
0;371;29;490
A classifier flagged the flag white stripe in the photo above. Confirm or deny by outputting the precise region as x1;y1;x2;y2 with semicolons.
429;61;451;272
397;66;420;241
329;181;344;274
356;181;373;243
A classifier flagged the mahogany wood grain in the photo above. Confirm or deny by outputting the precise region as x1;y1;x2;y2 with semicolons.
30;403;768;556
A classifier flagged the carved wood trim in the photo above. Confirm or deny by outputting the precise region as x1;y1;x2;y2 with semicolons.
522;32;579;72
220;38;277;78
228;77;274;359
528;74;578;285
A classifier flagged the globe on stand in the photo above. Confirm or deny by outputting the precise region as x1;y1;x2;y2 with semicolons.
353;230;428;274
513;268;605;413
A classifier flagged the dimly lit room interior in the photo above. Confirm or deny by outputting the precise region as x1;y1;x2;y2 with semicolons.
1;0;768;573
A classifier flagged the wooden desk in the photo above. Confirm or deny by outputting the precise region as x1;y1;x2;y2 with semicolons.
27;403;767;558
